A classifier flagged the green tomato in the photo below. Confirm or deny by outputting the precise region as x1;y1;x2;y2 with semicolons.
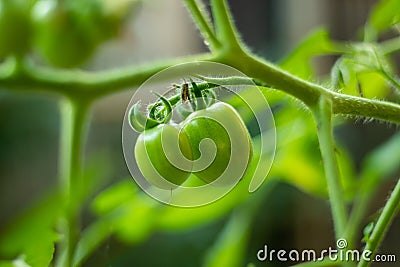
32;0;96;68
89;0;141;42
180;102;253;185
0;0;32;58
134;123;192;190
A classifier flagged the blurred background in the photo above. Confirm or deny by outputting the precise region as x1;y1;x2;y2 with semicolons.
0;0;399;266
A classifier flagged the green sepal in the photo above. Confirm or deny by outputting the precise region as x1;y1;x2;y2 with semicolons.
330;58;346;90
129;102;147;132
190;78;206;110
149;93;172;124
129;103;159;132
129;95;172;133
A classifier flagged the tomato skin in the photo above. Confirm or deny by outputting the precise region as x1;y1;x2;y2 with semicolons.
135;124;192;190
181;102;253;185
0;0;32;58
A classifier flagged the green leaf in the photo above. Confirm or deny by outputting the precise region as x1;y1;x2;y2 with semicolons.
156;178;249;231
332;44;392;99
259;88;328;197
202;209;252;267
0;192;62;267
0;257;30;267
75;180;159;266
202;181;276;267
362;222;375;243
75;150;113;206
73;219;113;267
336;145;357;200
360;131;400;188
91;179;137;215
91;179;157;244
279;28;337;79
367;0;400;34
0;262;13;267
273;139;327;197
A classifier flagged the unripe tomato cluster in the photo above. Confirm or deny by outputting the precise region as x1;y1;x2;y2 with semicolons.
0;0;138;68
130;81;253;190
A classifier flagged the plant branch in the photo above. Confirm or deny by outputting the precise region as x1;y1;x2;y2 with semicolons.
210;0;242;51
1;52;400;124
329;91;400;123
184;0;221;51
313;97;348;238
218;54;400;124
0;53;214;99
357;178;400;267
58;98;91;267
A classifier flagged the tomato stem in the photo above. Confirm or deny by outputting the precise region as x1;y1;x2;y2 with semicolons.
313;97;348;239
58;98;90;267
357;178;400;267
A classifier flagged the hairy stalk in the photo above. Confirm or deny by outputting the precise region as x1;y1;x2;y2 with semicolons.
313;97;348;238
1;51;400;123
58;98;90;267
328;91;400;123
0;54;214;99
217;52;322;106
184;0;221;50
210;0;242;51
357;178;400;267
216;53;400;123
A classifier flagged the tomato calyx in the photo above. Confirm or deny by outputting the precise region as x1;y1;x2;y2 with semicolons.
129;94;172;132
175;79;219;120
129;78;220;132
